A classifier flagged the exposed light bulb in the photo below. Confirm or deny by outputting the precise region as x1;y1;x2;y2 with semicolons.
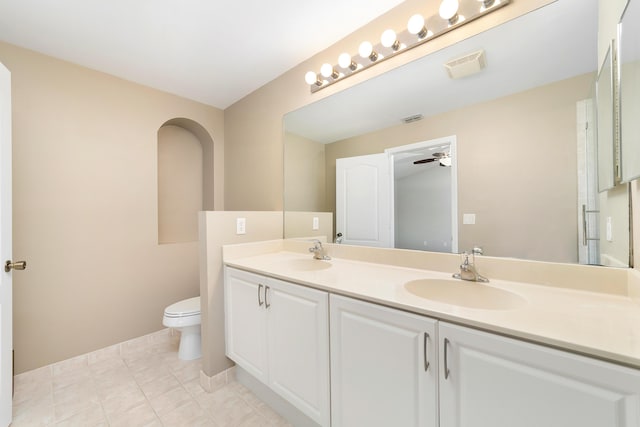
358;41;378;61
338;53;357;71
407;14;427;38
305;71;320;86
439;0;459;23
320;63;339;79
381;29;400;50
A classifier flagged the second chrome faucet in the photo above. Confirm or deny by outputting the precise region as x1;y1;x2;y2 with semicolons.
453;251;489;282
309;239;331;260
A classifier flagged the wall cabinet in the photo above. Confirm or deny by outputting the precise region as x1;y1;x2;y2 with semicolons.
224;268;330;426
330;294;438;427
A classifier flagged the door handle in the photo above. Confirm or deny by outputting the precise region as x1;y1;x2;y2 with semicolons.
5;260;26;272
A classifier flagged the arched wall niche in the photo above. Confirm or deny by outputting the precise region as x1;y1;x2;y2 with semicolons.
158;118;215;244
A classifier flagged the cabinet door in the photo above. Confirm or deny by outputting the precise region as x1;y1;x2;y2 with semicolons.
439;322;640;427
267;279;330;427
330;294;438;427
224;268;268;383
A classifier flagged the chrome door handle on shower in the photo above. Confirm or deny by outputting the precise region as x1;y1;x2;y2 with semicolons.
582;204;600;246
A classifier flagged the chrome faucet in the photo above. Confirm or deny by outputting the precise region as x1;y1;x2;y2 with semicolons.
453;251;489;282
309;239;331;260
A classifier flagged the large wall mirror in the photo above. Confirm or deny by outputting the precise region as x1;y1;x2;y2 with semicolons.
283;0;632;267
619;0;640;183
596;44;615;192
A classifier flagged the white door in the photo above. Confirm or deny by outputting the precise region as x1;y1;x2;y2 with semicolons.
439;322;640;427
386;136;458;253
0;62;13;427
330;294;438;427
336;153;391;247
267;278;330;427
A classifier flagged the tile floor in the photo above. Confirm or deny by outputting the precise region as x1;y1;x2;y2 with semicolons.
11;329;291;426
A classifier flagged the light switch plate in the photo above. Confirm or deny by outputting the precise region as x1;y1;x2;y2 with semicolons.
236;217;246;235
463;213;476;225
312;217;319;230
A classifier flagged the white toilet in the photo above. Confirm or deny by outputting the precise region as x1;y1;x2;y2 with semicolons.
162;296;202;360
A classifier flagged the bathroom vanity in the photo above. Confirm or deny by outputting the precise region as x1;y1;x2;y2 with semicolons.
223;240;640;427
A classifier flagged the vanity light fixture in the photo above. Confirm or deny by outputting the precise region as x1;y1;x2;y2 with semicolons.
358;41;379;62
304;0;510;93
320;63;340;79
407;14;429;39
381;29;401;51
440;0;461;25
304;71;322;86
479;0;496;9
338;52;358;71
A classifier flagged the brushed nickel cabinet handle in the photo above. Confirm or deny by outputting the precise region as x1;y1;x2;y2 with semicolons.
423;332;430;372
265;286;271;308
444;338;451;380
258;284;264;306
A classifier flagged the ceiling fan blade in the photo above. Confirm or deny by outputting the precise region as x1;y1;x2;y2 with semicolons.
413;158;437;164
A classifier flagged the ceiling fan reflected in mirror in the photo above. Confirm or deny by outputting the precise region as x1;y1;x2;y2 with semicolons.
413;151;452;167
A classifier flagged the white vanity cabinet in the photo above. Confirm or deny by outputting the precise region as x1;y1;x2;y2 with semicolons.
438;322;640;427
329;294;439;427
224;267;330;427
329;294;640;427
225;265;640;427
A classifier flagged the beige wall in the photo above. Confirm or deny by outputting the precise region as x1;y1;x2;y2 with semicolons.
198;211;283;377
158;125;203;244
323;74;592;263
0;41;225;373
284;211;333;241
283;132;326;212
224;0;552;211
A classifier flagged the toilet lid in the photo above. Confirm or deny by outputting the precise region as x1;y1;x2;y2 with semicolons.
164;296;200;317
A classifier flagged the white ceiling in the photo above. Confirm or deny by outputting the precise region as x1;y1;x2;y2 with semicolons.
0;0;405;109
284;0;599;143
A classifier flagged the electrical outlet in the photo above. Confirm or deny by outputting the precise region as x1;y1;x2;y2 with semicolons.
236;217;246;235
463;213;476;225
312;217;319;230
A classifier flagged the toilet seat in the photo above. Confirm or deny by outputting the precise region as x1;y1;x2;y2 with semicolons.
164;296;200;318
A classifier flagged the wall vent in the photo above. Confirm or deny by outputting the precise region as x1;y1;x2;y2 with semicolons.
444;49;486;79
402;114;424;124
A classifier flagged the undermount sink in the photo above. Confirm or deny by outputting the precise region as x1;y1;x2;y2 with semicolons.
283;258;332;271
404;278;526;310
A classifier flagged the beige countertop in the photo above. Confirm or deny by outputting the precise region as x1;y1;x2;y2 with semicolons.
223;241;640;369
